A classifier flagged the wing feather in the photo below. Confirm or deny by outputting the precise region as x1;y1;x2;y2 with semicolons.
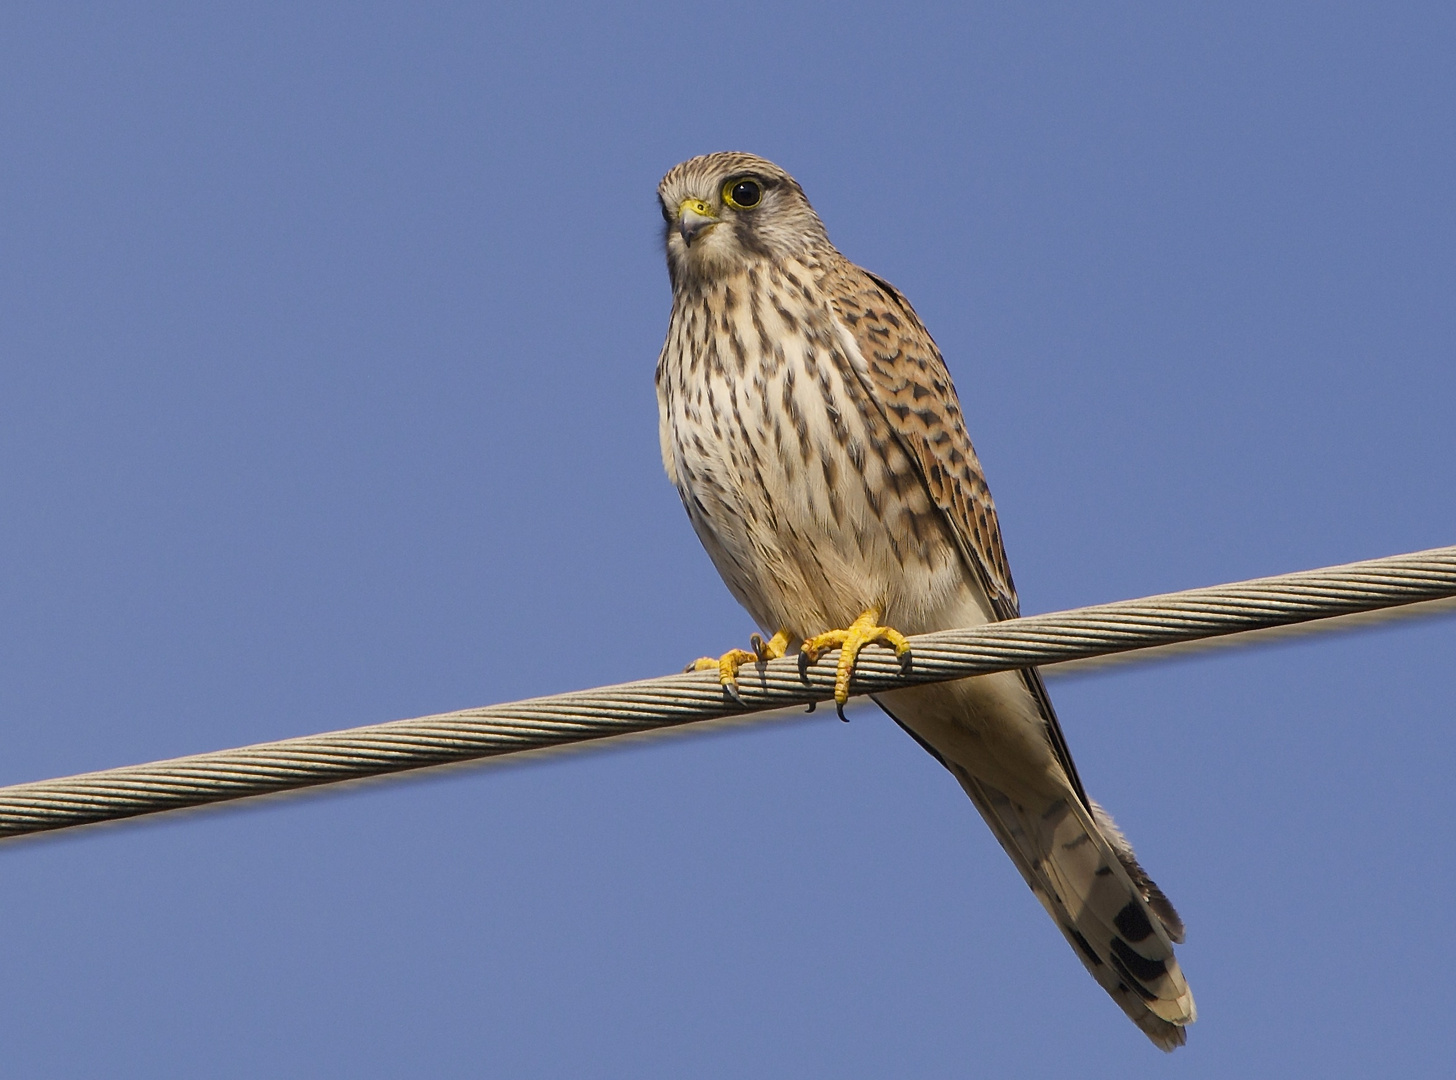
825;261;1019;614
822;257;1093;808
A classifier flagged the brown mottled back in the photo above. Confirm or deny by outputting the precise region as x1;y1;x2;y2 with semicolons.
819;257;1020;618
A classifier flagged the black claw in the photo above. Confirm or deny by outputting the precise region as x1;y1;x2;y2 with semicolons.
836;701;849;722
899;651;913;674
723;681;745;707
805;701;816;713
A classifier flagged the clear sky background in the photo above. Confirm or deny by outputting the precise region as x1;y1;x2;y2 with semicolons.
2;3;1454;1076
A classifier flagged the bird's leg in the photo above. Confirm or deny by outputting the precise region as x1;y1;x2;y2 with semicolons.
799;609;912;720
687;629;790;705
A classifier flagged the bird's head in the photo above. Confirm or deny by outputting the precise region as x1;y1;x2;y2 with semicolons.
657;152;830;284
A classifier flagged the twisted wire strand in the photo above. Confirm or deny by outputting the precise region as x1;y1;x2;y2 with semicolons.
2;545;1453;841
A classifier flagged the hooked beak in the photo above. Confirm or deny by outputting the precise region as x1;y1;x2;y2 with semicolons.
676;198;721;245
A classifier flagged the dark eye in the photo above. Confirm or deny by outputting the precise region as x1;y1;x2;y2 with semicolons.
659;200;672;224
723;177;762;210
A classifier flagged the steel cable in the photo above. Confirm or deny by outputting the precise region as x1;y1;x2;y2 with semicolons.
1;545;1452;841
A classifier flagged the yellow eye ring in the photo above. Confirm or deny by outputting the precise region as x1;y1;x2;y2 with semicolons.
722;177;763;210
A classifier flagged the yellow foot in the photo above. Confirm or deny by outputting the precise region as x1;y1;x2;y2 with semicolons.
800;610;912;720
687;630;790;705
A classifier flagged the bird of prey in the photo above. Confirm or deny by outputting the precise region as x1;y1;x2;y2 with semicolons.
654;152;1195;1049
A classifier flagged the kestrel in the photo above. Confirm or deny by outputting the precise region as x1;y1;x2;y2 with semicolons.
655;152;1195;1049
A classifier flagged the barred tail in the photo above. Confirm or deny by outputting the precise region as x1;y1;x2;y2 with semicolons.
874;679;1195;1050
953;770;1196;1049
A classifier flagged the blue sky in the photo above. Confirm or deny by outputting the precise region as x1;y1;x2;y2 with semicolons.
1;2;1453;1075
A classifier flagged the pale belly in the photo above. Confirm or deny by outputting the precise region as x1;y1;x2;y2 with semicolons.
656;285;1068;800
659;319;986;642
665;362;1065;795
